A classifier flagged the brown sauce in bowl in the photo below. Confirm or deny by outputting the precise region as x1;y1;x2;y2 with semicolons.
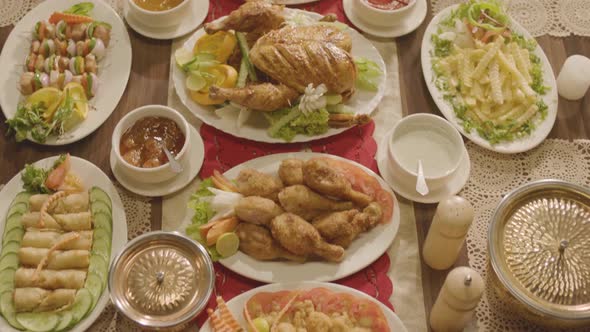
120;116;185;168
133;0;184;11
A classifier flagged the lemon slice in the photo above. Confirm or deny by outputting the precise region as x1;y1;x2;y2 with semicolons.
215;232;239;258
186;72;206;92
175;47;194;67
63;82;87;102
62;82;89;131
26;87;63;120
249;318;270;332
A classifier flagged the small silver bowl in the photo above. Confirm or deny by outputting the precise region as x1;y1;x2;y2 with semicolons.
489;179;590;328
109;231;214;331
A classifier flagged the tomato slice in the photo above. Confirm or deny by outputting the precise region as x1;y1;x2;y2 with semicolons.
193;31;237;63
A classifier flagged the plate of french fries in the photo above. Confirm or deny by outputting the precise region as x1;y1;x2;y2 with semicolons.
421;0;558;154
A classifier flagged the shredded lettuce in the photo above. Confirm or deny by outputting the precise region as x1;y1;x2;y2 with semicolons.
20;154;67;194
264;107;329;142
432;34;453;57
186;178;221;261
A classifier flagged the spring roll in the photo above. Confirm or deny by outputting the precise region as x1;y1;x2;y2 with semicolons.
21;212;61;230
18;248;90;269
13;288;76;312
21;231;93;250
15;268;86;289
53;212;92;231
29;192;89;214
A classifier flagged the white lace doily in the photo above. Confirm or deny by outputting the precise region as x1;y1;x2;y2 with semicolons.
460;139;590;331
0;0;123;27
431;0;590;37
90;183;152;331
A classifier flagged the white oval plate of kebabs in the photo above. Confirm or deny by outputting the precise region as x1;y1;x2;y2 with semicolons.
185;152;400;283
0;0;132;146
201;282;407;332
172;2;386;143
0;155;127;332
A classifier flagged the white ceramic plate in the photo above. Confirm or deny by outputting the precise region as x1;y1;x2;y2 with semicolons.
0;156;128;332
200;281;407;332
124;0;209;40
421;5;558;154
343;0;427;38
186;152;400;283
110;125;205;197
172;8;386;143
0;0;132;146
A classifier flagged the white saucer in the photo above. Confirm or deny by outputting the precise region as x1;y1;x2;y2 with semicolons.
110;126;204;197
376;130;471;204
123;0;209;40
342;0;427;38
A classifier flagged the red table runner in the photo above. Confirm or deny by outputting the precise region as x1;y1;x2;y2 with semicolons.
196;0;393;327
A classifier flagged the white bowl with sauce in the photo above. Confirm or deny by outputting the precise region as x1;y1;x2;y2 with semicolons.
112;104;191;184
127;0;190;28
353;0;416;27
388;113;464;191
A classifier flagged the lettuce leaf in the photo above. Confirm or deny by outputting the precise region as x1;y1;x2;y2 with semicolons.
186;178;221;260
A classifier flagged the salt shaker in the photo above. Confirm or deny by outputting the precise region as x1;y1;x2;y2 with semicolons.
557;55;590;100
430;267;484;332
423;196;474;270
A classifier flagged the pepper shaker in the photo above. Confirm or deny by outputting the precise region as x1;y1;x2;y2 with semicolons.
430;267;484;332
423;196;474;270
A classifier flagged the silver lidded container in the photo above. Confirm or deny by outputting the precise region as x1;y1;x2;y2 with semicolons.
109;231;214;331
489;179;590;328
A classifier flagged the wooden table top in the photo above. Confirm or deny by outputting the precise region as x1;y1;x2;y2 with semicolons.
1;1;589;330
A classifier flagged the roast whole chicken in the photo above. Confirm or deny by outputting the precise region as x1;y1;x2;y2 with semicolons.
204;0;357;111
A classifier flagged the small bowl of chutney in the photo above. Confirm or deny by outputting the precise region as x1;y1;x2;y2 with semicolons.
112;104;190;184
127;0;190;28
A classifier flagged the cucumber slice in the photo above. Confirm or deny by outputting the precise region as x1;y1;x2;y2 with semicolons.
0;242;21;259
84;273;104;309
93;228;111;244
1;291;25;330
54;311;73;332
3;228;24;244
7;203;27;218
88;255;108;281
71;288;92;322
92;212;112;234
12;192;31;207
91;241;111;263
90;187;112;210
4;213;24;235
0;269;15;294
91;201;111;217
16;312;59;332
0;253;19;272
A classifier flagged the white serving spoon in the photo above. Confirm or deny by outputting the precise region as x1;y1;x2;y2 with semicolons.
163;146;183;173
416;160;429;196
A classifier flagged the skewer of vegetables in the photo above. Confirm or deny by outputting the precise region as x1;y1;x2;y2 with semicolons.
20;71;98;97
24;54;97;75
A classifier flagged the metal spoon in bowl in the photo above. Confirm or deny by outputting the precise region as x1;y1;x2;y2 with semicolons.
416;160;429;196
155;137;183;173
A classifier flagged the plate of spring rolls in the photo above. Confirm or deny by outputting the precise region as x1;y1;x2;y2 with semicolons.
0;0;132;145
0;154;127;332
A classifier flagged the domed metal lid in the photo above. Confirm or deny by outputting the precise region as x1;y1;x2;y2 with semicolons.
489;180;590;321
108;231;214;329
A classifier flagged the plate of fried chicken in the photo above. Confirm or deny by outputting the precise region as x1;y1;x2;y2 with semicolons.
201;152;400;283
172;0;386;143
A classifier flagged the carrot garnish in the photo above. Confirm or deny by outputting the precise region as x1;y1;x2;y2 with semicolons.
49;12;93;25
212;170;238;192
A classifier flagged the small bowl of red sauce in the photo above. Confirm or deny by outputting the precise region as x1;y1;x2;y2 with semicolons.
112;105;190;184
353;0;416;26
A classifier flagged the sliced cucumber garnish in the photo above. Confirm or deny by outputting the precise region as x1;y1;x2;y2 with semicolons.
84;273;104;309
90;201;111;217
54;310;73;332
0;253;19;272
3;228;24;244
71;289;92;322
4;214;24;235
88;255;108;281
16;311;59;332
91;241;111;263
12;192;31;207
1;291;25;330
7;203;28;218
92;212;112;234
0;242;20;259
90;187;112;210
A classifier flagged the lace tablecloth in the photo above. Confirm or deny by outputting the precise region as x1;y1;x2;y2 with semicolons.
460;139;590;331
431;0;590;37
